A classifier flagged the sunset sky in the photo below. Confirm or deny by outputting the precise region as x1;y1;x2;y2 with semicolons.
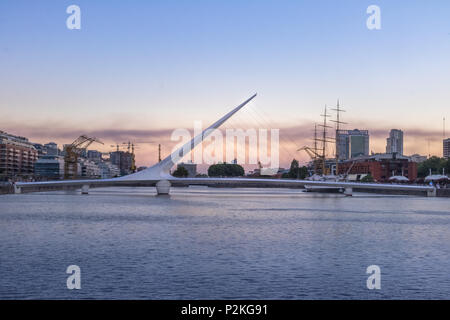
1;0;450;170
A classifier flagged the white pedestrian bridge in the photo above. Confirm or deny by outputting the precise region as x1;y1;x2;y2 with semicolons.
14;176;437;197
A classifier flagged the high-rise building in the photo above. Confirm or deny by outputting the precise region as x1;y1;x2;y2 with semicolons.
33;143;47;156
444;138;450;159
44;142;60;156
0;130;38;180
110;151;133;176
349;129;370;158
87;150;102;161
336;130;349;160
336;129;370;160
80;159;101;178
97;161;120;179
386;129;404;155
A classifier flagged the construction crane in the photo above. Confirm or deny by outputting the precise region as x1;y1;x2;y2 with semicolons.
64;135;104;179
108;142;137;174
122;142;139;173
110;141;158;173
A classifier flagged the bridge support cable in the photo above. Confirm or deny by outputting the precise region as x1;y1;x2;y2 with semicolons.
242;104;298;163
249;103;301;152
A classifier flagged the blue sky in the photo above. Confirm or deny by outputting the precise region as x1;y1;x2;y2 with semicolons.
1;0;450;166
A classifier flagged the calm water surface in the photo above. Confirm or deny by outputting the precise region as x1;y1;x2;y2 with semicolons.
0;187;449;299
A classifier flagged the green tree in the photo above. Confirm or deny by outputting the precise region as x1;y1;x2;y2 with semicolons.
288;159;299;178
285;159;308;179
360;174;374;183
417;156;447;177
172;166;189;177
298;166;308;179
208;164;225;177
195;173;208;178
208;163;244;177
445;158;450;175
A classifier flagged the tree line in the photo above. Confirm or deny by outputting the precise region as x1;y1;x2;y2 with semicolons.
172;160;309;179
417;156;450;177
172;163;245;178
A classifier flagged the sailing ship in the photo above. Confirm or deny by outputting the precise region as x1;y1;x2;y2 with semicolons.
299;100;347;193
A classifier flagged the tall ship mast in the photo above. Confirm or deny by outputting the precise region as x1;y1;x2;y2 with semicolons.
311;124;320;173
316;105;334;175
331;100;346;176
298;103;344;177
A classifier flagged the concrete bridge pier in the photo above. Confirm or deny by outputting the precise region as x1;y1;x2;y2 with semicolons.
344;187;353;197
427;188;437;197
14;184;22;194
156;180;171;195
81;184;90;195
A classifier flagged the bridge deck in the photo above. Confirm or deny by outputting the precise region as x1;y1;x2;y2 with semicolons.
13;177;436;196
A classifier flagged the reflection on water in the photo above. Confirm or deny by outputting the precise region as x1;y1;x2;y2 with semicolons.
1;187;449;299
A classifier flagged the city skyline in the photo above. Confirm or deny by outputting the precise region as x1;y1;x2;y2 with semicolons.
1;1;450;167
2;104;448;169
1;123;445;171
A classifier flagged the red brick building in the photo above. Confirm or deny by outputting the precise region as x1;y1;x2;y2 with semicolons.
338;153;417;182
